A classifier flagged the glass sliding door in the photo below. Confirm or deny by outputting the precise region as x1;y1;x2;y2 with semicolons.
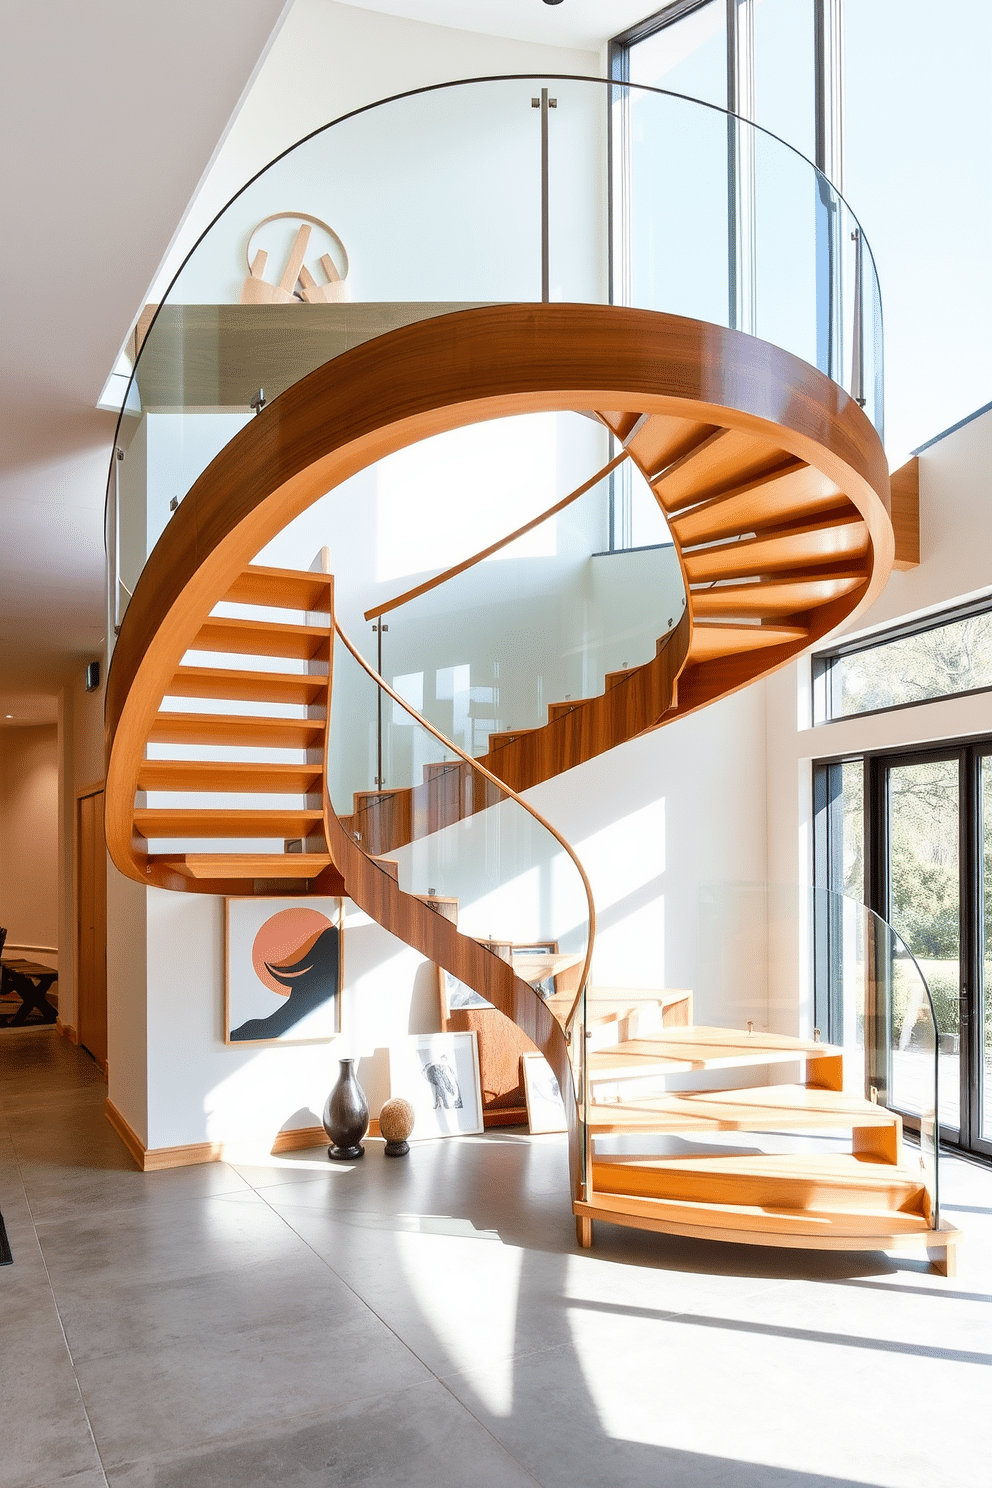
979;756;992;1148
815;740;992;1160
884;756;961;1136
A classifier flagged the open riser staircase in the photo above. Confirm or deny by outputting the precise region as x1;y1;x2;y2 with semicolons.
105;304;958;1274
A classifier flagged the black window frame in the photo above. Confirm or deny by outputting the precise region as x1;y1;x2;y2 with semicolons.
812;592;992;726
813;732;992;1161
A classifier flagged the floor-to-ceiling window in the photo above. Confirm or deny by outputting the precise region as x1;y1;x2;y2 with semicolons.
843;0;992;461
613;0;992;462
815;740;992;1159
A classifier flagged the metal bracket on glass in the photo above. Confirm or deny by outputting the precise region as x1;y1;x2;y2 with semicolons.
250;388;266;415
850;230;866;407
531;90;557;303
372;620;388;790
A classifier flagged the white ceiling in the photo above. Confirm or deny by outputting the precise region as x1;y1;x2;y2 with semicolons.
340;0;653;48
0;0;647;723
0;0;288;706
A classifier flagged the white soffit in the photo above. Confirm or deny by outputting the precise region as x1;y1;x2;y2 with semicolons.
340;1;653;48
0;0;288;694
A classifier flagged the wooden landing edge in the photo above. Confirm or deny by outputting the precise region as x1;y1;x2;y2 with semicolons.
105;1098;380;1171
573;1198;961;1274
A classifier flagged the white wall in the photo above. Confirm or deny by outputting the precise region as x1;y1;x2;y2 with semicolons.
56;672;106;1034
766;406;992;1036
0;724;59;966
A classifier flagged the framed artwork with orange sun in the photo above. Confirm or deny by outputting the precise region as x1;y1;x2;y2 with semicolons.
224;897;342;1045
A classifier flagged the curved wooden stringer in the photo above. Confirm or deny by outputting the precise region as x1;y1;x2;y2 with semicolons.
105;305;959;1271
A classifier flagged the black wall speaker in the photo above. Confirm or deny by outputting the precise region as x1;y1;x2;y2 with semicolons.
85;661;100;693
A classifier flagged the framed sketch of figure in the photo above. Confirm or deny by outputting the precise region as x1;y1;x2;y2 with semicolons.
388;1031;483;1138
224;897;342;1045
521;1051;567;1134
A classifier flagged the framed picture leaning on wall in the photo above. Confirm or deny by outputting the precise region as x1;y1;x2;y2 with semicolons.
224;897;342;1045
388;1031;483;1139
520;1051;567;1134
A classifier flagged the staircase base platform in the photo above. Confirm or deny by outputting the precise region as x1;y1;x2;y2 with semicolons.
573;1193;960;1275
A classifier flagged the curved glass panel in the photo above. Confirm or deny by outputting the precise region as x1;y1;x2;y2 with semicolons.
690;883;939;1225
110;76;884;634
329;624;590;964
328;621;591;1169
350;435;684;753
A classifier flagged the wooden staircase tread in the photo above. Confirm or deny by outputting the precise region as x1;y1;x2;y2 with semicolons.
588;1028;842;1080
687;623;808;662
669;463;844;545
576;1190;938;1238
224;566;332;611
624;416;718;479
165;854;333;880
544;987;691;1029
134;808;324;839
591;1154;925;1212
137;761;323;792
619;1027;843;1054
593;1027;842;1057
166;666;326;705
588;1082;898;1133
148;713;324;747
593;1153;917;1182
650;430;795;513
690;573;866;619
682;510;868;582
192;616;330;660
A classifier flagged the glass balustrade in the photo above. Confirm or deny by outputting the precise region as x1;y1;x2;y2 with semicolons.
338;432;685;754
108;75;884;635
328;617;592;1188
688;882;940;1227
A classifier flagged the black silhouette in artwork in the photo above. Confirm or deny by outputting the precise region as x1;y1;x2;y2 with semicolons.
230;925;339;1041
420;1053;463;1110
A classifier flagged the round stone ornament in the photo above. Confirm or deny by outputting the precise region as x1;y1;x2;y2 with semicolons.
379;1097;414;1156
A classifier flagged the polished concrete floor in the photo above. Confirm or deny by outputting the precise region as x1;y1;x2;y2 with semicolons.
1;1029;989;1488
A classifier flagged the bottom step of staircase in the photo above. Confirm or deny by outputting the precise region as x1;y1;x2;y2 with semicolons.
591;1152;924;1213
573;1191;960;1273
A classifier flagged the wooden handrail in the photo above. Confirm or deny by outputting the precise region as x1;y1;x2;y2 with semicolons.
364;449;630;621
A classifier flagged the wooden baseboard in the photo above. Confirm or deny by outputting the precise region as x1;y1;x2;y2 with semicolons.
104;1099;381;1171
56;1020;79;1044
270;1124;325;1154
104;1098;146;1169
272;1118;380;1151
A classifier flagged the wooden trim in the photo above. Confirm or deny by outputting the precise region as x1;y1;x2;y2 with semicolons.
5;943;58;957
56;1020;78;1044
270;1124;326;1153
104;1097;146;1169
889;455;920;570
573;1196;962;1257
76;779;105;801
105;1098;381;1170
365;449;630;620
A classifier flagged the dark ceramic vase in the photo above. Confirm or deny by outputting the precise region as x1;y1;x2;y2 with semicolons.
322;1057;369;1161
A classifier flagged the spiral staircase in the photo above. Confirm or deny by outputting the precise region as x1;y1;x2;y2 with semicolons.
105;303;959;1274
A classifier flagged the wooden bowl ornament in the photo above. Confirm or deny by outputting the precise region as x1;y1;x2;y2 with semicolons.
240;212;350;305
379;1097;414;1157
